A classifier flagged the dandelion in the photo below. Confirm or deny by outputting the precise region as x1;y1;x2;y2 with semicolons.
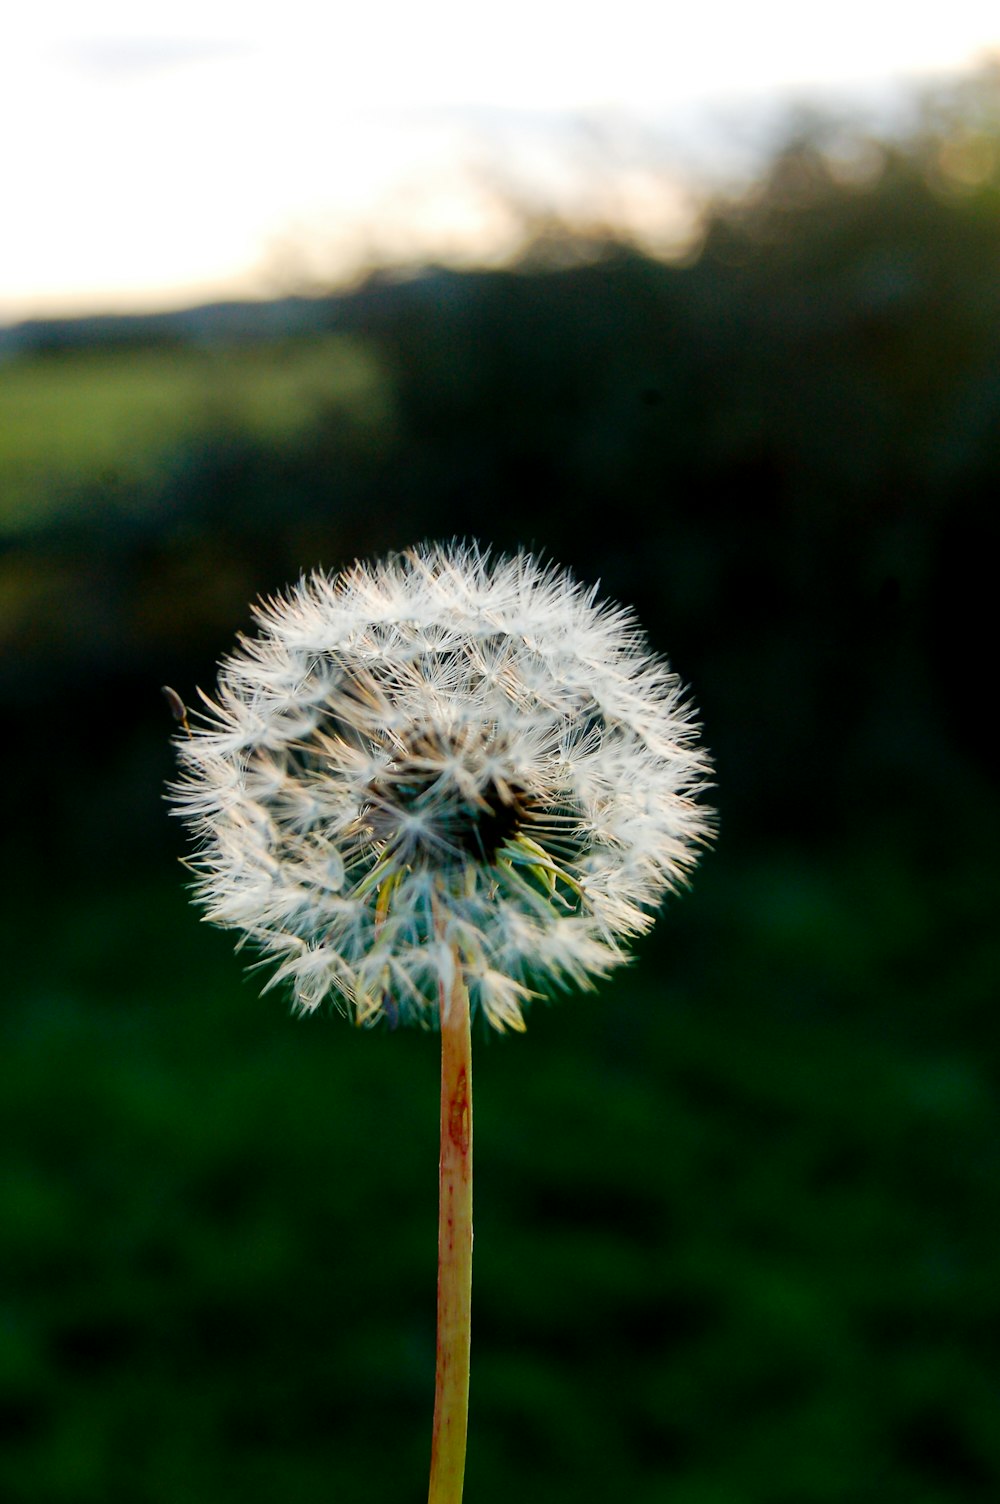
169;541;713;1503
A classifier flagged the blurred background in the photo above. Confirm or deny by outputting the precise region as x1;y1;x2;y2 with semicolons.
3;10;999;1503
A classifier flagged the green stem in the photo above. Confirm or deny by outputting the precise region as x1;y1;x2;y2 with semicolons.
427;960;473;1504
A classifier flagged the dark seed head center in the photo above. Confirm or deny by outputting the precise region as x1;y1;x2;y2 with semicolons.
365;729;529;866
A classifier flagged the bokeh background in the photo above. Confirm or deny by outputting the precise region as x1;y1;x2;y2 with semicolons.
2;22;999;1504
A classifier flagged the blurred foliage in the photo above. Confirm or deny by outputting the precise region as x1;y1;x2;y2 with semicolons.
1;72;999;1502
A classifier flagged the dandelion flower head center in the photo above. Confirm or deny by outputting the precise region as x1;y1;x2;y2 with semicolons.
364;723;531;868
171;544;712;1030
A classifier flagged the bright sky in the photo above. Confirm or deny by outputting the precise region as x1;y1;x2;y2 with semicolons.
3;3;998;322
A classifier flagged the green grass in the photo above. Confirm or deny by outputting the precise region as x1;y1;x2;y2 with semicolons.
0;336;391;532
2;839;997;1503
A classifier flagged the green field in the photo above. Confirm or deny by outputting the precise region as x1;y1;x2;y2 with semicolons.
0;335;391;532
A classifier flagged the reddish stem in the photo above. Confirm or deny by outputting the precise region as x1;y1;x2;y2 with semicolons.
427;965;473;1504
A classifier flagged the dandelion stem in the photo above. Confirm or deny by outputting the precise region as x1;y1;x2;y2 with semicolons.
427;959;473;1504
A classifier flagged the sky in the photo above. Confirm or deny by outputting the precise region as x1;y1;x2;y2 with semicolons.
3;3;999;322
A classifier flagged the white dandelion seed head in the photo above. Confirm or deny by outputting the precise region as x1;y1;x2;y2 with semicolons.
170;542;713;1030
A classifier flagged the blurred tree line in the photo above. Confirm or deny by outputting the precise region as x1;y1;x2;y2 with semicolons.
3;73;998;879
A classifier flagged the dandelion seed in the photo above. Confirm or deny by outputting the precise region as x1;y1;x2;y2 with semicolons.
161;684;190;735
168;541;713;1504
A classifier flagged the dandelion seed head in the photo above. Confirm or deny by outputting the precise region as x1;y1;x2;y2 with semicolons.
170;542;713;1030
